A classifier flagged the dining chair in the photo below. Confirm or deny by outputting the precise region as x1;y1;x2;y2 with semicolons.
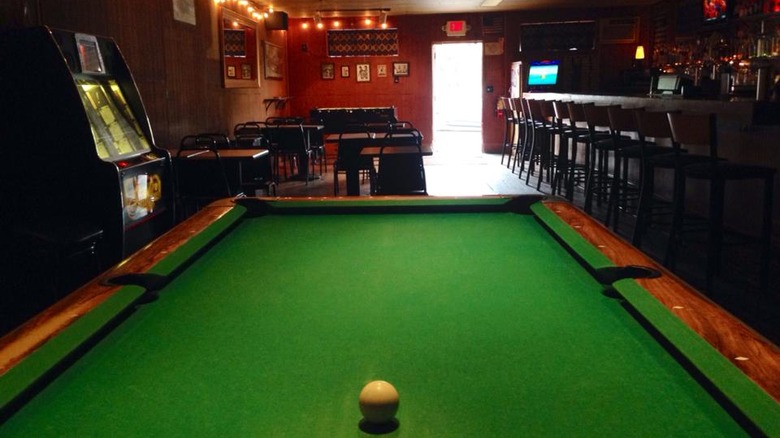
175;134;233;219
374;128;427;196
333;124;376;195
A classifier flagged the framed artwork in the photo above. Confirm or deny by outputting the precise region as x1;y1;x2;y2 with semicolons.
264;40;283;79
377;64;387;78
221;9;259;88
341;65;350;78
393;62;410;77
356;63;370;82
173;0;196;25
321;63;335;80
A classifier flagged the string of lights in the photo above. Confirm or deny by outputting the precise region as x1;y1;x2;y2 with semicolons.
213;0;274;22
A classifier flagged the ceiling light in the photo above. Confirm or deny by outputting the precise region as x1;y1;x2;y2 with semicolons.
317;8;390;18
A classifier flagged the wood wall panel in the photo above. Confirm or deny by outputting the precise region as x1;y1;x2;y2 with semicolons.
5;1;652;154
288;6;652;153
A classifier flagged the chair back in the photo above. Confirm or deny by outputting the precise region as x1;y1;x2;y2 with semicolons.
539;100;556;123
501;97;515;123
175;134;233;204
607;106;640;135
384;127;423;146
376;128;426;195
667;112;718;159
583;104;614;130
552;100;570;121
234;122;267;148
566;102;588;124
266;122;308;154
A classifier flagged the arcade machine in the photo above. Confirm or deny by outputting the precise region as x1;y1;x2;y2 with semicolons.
0;27;174;300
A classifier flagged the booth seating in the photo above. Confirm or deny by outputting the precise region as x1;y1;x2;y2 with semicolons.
310;107;397;134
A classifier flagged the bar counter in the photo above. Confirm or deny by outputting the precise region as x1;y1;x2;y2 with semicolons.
526;92;780;245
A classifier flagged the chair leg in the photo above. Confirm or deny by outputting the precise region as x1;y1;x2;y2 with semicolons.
632;162;654;248
760;175;774;296
665;171;686;269
605;149;621;229
705;178;726;293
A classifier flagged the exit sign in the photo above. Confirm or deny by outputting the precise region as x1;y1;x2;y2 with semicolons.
445;20;468;37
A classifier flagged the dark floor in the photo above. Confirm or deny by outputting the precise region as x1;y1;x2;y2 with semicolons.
273;131;780;346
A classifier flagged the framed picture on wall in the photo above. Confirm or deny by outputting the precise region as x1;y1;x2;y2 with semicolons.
341;65;350;78
221;9;259;88
377;64;387;78
356;63;370;82
393;62;409;77
264;40;283;79
321;63;335;80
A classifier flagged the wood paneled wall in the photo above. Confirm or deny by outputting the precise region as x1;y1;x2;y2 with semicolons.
287;6;653;153
3;0;288;150
3;0;653;153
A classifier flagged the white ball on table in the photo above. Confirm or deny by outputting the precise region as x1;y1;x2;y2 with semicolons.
358;380;399;424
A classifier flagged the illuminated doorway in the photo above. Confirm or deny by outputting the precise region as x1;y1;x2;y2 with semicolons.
432;42;483;157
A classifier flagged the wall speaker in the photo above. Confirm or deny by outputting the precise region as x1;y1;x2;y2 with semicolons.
266;12;288;31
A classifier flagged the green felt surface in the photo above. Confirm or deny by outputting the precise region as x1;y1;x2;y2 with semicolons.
0;209;752;436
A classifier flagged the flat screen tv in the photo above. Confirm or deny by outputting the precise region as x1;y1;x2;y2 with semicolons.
527;60;559;87
703;0;728;22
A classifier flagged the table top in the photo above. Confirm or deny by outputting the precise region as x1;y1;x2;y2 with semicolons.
265;124;324;130
325;132;377;142
1;196;778;436
360;144;433;156
176;148;269;160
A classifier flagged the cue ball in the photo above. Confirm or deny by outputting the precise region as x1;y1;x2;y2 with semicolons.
359;380;399;424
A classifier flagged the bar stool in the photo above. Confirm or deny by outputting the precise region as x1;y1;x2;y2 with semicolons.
523;99;556;191
605;106;672;232
631;110;710;248
514;98;534;176
582;104;620;215
499;97;515;167
551;100;589;200
666;112;775;295
510;97;527;174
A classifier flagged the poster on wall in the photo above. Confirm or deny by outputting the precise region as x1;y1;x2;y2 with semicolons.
173;0;196;25
264;41;284;79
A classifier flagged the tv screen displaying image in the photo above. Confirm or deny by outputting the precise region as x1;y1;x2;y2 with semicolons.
703;0;728;21
528;60;559;86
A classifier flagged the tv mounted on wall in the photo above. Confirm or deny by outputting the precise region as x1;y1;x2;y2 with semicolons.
527;60;559;88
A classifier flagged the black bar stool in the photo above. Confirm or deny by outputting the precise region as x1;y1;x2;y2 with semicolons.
666;112;775;295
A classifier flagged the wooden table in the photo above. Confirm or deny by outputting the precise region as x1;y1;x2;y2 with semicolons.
176;148;270;196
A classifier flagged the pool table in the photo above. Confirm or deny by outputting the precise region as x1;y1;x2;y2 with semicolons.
1;195;778;436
